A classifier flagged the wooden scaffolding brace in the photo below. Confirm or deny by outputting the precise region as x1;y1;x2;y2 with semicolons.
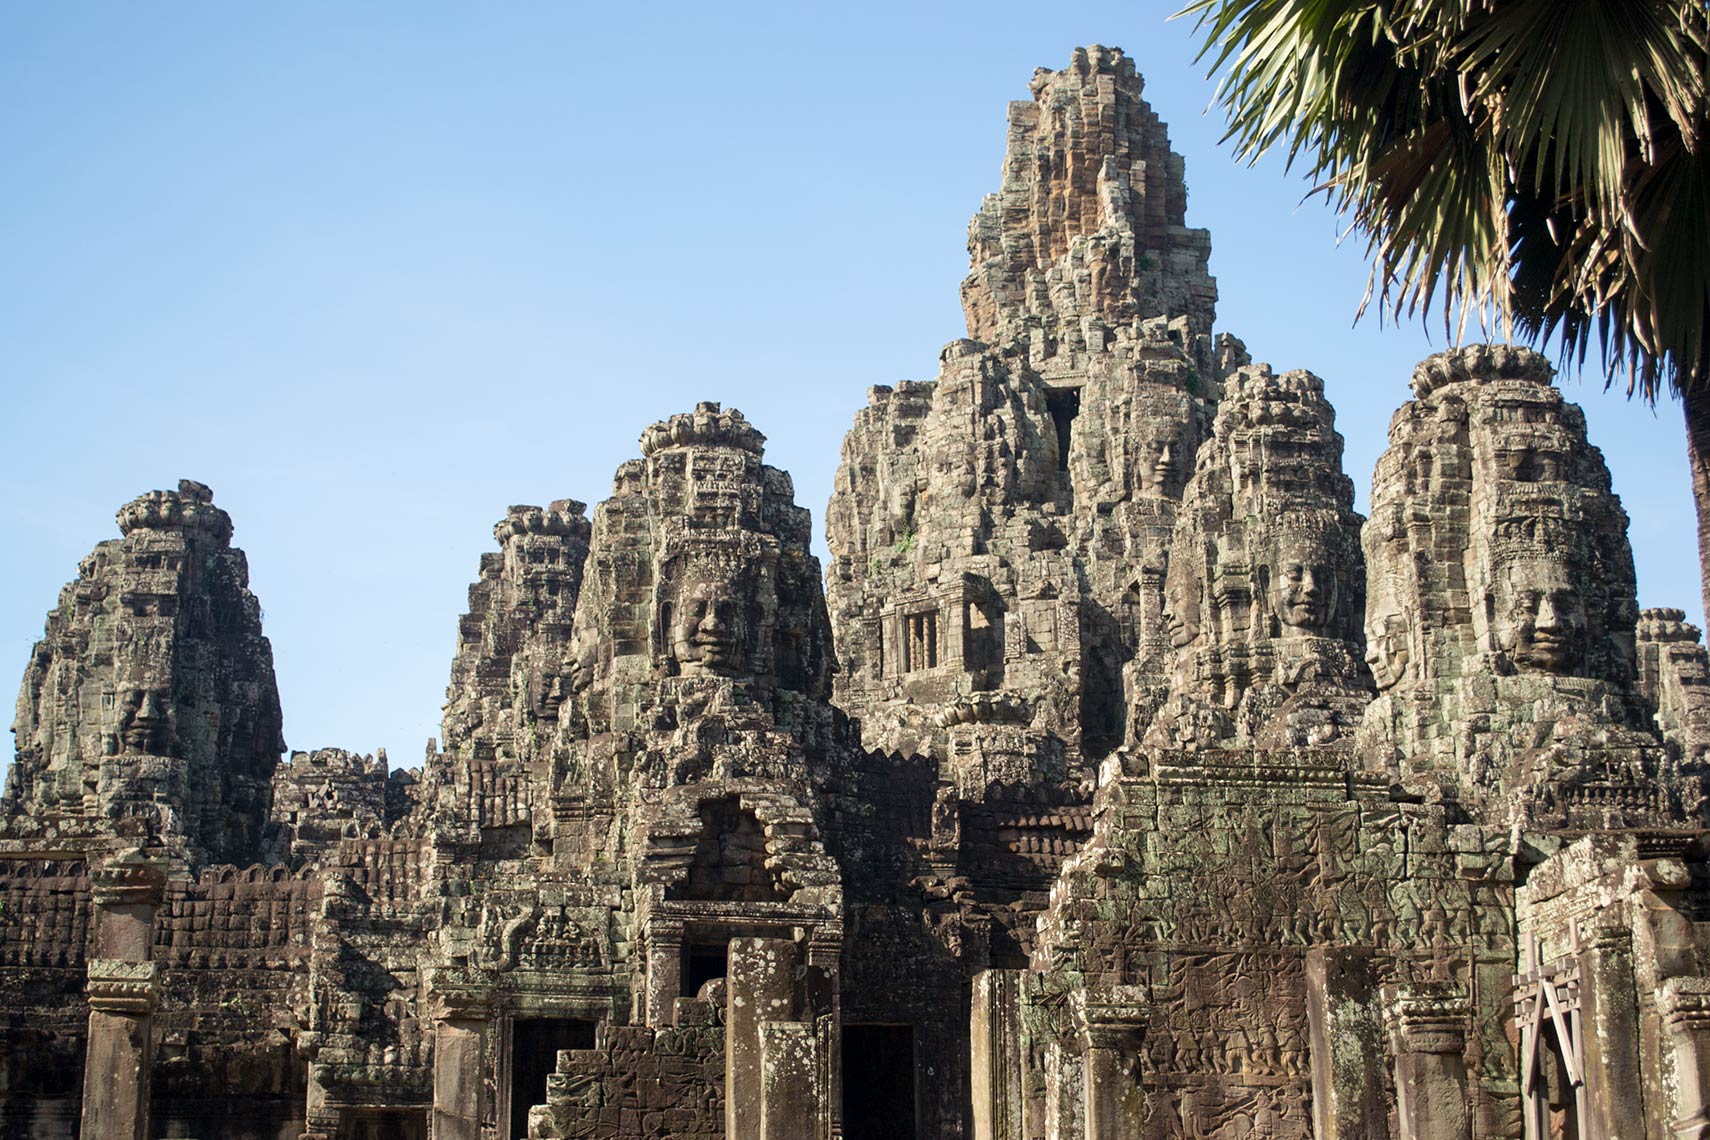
1513;924;1588;1140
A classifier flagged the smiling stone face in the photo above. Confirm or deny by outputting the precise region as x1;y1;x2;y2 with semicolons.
668;579;751;678
116;685;171;754
1491;560;1586;674
1138;431;1187;498
1271;532;1339;634
1364;606;1412;692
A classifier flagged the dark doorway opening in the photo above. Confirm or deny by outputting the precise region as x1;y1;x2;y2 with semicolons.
338;1110;428;1140
1044;387;1081;471
682;940;730;998
510;1018;597;1140
842;1024;916;1140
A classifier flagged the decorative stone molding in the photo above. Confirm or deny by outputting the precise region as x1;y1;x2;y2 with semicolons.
1384;983;1469;1055
86;958;159;1015
640;402;765;458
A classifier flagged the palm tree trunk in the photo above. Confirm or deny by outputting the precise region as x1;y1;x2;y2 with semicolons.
1685;383;1710;628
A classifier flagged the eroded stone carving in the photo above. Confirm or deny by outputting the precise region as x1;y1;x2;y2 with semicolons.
6;480;283;867
1356;346;1699;831
1146;364;1370;750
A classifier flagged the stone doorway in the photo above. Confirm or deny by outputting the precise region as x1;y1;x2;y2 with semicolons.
337;1110;427;1140
842;1024;917;1140
509;1019;596;1140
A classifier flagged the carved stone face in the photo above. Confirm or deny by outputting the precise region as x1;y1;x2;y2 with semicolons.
1492;560;1585;673
1272;535;1338;632
567;624;599;695
669;580;750;677
118;686;169;753
1365;608;1411;691
1165;564;1202;648
1138;435;1184;497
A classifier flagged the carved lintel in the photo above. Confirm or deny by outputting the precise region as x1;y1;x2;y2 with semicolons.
86;957;159;1015
1383;983;1468;1055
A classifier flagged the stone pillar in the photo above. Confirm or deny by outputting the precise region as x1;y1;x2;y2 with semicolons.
1306;948;1390;1140
1659;977;1710;1140
760;1020;818;1140
971;970;1024;1140
1576;923;1645;1140
1075;988;1147;1140
728;938;801;1140
1384;984;1470;1140
431;983;493;1140
298;1053;337;1140
805;935;842;1140
80;851;166;1140
1042;1042;1083;1140
643;918;684;1027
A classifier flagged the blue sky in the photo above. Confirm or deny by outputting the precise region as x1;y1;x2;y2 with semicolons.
3;2;1700;767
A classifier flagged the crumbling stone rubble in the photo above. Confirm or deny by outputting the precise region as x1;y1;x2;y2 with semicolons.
5;43;1710;1140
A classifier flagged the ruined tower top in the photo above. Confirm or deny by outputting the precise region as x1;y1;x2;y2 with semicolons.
639;401;766;459
960;44;1217;355
115;478;234;544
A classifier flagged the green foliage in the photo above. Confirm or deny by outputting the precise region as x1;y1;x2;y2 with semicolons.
891;529;916;558
1179;0;1709;400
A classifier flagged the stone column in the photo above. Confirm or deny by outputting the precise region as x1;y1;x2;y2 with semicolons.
1575;923;1644;1140
80;851;166;1140
1659;977;1710;1140
431;983;494;1140
1042;1041;1083;1140
1075;988;1147;1140
1384;984;1470;1140
760;1020;818;1140
298;1049;337;1140
643;918;684;1027
728;938;801;1140
1306;948;1390;1140
971;970;1024;1140
805;934;842;1140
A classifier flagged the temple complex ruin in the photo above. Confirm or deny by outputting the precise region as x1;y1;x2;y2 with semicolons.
6;43;1710;1140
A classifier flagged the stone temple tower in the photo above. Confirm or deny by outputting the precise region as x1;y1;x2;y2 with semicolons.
7;479;282;867
826;44;1237;786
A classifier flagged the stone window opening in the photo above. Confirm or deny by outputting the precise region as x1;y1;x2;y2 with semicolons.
964;596;1005;689
508;1018;596;1140
1044;386;1081;472
843;1023;918;1140
904;610;939;672
681;940;729;998
670;797;787;903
